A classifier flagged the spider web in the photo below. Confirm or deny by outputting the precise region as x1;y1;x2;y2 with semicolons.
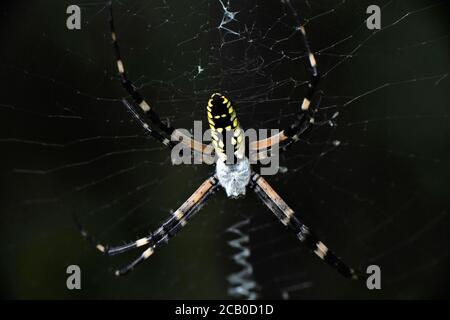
0;0;449;299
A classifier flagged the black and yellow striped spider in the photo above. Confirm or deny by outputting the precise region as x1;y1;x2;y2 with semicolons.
78;1;362;280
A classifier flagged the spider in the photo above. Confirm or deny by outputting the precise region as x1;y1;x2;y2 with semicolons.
77;1;362;280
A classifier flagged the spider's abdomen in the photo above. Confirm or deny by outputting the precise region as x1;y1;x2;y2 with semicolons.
207;93;245;161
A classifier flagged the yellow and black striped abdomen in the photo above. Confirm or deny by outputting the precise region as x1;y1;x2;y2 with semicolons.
207;93;238;130
207;93;244;160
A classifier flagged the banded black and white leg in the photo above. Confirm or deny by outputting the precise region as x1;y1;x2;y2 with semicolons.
121;99;176;149
108;2;174;145
250;173;360;280
249;1;321;156
76;175;220;276
122;98;215;163
283;0;320;144
109;3;214;159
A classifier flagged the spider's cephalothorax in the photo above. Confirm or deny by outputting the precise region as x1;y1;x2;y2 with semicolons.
207;93;250;198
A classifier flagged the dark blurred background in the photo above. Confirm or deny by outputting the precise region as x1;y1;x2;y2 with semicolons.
0;0;448;299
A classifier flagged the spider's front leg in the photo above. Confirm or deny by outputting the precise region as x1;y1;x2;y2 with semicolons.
250;173;363;280
75;175;220;276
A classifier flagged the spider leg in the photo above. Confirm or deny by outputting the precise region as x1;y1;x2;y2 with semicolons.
75;175;220;276
282;0;320;140
249;1;321;155
109;2;174;139
121;99;174;148
109;4;214;160
250;173;362;280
